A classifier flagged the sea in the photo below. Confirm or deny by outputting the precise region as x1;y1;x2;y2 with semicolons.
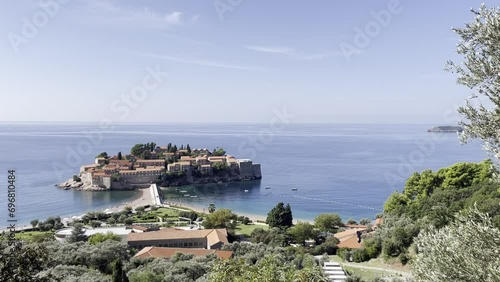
0;123;488;228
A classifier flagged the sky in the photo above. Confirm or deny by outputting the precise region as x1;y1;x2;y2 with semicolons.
0;0;495;123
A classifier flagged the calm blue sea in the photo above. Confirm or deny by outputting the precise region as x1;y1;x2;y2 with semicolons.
0;123;487;227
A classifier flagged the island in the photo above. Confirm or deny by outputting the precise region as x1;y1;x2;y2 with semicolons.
427;125;463;133
58;142;262;191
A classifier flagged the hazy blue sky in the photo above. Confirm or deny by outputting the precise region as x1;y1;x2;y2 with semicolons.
0;0;494;123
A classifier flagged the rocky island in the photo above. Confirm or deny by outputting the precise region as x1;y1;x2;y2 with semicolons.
427;125;463;133
58;142;262;191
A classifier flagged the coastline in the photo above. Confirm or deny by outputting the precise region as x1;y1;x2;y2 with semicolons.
163;198;269;222
105;188;152;213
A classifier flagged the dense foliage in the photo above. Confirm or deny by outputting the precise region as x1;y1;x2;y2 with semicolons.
215;242;327;281
384;160;500;228
266;202;293;229
413;207;500;282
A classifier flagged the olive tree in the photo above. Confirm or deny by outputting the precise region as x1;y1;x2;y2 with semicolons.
446;5;500;158
413;207;500;281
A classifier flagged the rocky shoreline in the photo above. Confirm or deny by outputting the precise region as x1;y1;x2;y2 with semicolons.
56;179;109;191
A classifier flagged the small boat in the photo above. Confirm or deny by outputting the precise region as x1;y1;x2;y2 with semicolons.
179;190;187;193
244;190;249;193
190;195;198;198
291;188;298;191
184;194;190;197
265;186;271;189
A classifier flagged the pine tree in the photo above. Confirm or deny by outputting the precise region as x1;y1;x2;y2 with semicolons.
284;203;293;227
266;202;293;228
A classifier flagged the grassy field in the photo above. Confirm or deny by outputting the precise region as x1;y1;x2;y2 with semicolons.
15;231;54;242
234;224;269;236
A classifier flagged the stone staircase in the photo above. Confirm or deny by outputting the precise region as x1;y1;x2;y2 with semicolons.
323;261;348;282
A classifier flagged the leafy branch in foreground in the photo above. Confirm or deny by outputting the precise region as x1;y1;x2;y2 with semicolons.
413;206;500;282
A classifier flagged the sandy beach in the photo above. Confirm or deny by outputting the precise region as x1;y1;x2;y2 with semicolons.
101;187;271;224
164;198;268;222
106;188;153;213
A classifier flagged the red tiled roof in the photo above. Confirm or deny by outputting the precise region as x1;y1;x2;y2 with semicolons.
135;247;233;259
128;228;228;244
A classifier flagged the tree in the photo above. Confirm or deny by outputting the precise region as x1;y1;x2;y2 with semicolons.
314;213;342;232
135;206;145;214
250;227;288;247
96;152;108;158
131;144;145;156
359;218;371;225
413;207;500;281
287;222;319;245
90;220;102;228
123;206;133;214
346;218;357;225
73;175;81;182
212;147;226;156
112;258;127;282
187;144;191;154
0;240;50;282
88;232;121;245
445;5;500;158
30;219;39;231
209;254;328;282
203;208;237;230
67;223;87;243
124;218;134;225
266;202;293;229
118;151;122;160
208;203;216;213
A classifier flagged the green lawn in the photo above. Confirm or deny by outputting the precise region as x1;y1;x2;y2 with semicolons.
132;207;199;223
234;224;269;236
15;231;54;242
343;265;384;281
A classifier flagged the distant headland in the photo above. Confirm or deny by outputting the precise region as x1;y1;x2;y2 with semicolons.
427;125;463;133
58;142;262;191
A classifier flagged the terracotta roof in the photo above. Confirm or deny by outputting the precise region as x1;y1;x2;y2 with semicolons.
109;160;131;165
337;235;362;249
207;229;228;246
136;167;162;172
208;156;226;160
128;228;228;244
132;225;152;231
82;164;100;168
136;159;164;163
343;224;368;229
334;228;366;241
180;156;196;161
135;247;233;259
